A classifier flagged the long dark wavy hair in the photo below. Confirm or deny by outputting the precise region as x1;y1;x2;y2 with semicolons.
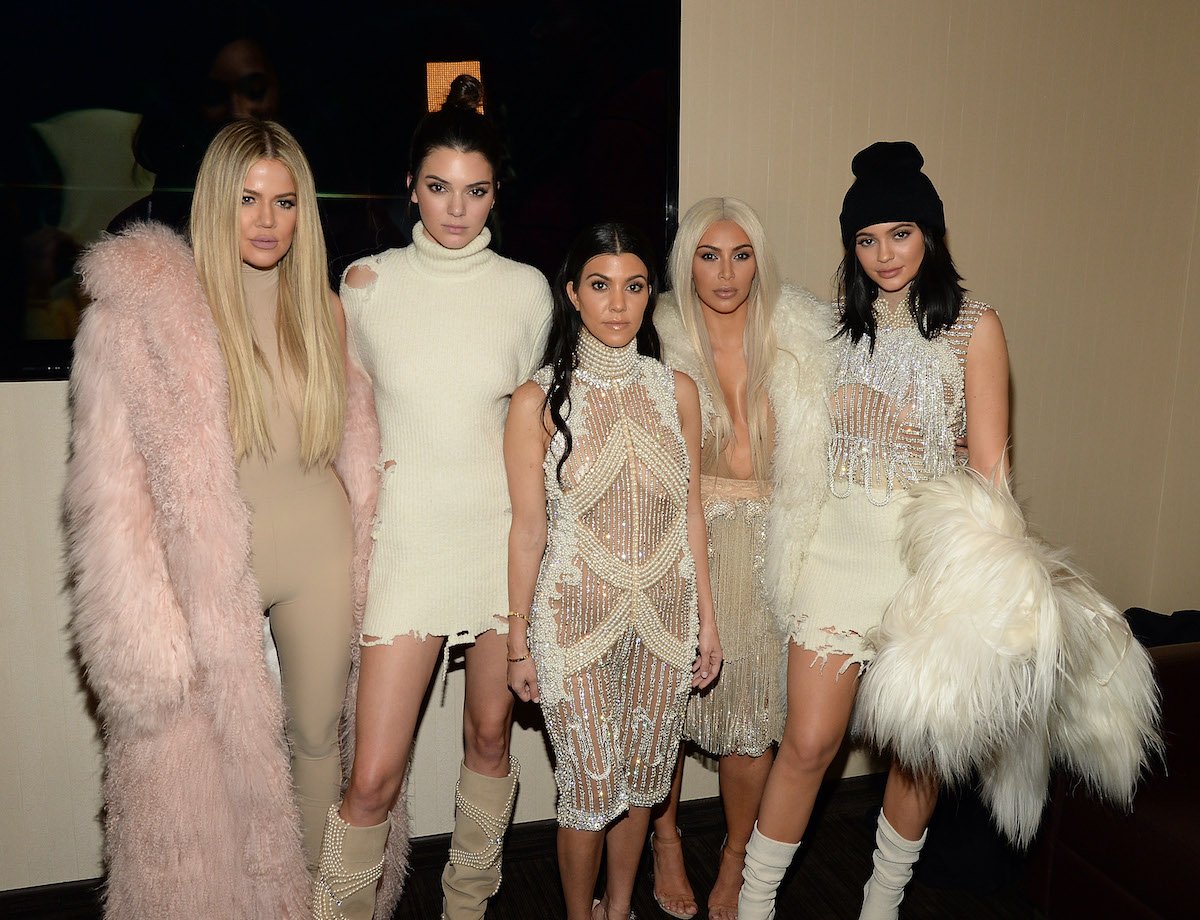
834;223;967;349
543;221;661;484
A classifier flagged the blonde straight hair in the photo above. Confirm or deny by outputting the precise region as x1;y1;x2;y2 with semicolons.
668;197;780;482
190;119;345;468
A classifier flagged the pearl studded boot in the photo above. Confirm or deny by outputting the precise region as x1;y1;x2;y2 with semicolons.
313;805;389;920
858;811;926;920
738;822;800;920
440;756;520;920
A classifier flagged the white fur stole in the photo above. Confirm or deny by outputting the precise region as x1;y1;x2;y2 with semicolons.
852;469;1162;847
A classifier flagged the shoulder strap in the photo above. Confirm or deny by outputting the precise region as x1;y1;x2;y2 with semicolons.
941;300;990;368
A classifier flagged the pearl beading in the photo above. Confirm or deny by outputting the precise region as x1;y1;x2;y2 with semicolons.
447;757;521;886
313;806;385;920
529;345;697;830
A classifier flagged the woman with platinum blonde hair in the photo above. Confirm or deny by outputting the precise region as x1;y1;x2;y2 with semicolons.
65;118;395;917
650;196;833;920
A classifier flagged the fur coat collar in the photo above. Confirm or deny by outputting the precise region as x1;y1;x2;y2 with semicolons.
66;223;406;918
654;283;835;631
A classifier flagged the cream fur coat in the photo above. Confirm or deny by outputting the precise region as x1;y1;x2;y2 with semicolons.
65;224;408;918
654;283;835;632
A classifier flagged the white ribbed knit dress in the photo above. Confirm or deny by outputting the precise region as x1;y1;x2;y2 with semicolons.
341;222;552;647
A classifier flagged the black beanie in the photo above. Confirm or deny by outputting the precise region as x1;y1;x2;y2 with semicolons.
839;141;945;246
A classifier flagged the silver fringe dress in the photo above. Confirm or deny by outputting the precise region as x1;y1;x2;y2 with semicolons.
685;473;783;756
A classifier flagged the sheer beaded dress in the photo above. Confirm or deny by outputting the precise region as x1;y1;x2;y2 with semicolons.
530;329;698;830
826;293;987;502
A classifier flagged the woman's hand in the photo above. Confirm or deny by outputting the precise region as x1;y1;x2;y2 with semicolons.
692;621;723;689
508;655;541;704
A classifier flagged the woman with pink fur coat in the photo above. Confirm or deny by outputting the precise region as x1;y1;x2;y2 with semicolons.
64;119;407;918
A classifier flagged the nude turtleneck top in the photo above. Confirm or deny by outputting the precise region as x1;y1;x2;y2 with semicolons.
237;263;330;498
341;222;553;646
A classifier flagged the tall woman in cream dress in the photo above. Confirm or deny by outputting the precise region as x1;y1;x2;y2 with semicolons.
650;197;832;920
314;76;552;920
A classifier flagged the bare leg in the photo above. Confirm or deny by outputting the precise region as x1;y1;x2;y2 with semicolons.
558;827;605;920
341;636;444;826
740;645;859;918
601;805;653;919
881;762;938;840
756;643;861;844
858;762;938;920
708;748;775;919
441;630;520;920
649;749;697;917
462;629;516;774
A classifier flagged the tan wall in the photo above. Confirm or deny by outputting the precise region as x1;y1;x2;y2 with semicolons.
0;382;104;889
680;0;1200;612
3;0;1198;892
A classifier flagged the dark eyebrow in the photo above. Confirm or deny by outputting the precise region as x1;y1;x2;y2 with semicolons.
696;243;754;252
622;274;649;284
859;221;915;238
424;173;493;188
584;272;612;282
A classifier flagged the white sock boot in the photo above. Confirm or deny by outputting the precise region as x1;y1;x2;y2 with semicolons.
858;811;926;920
737;822;800;920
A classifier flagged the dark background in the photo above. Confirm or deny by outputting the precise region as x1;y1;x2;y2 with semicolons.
1;0;680;379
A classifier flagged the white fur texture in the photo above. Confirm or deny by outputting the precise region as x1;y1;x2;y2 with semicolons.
853;469;1161;847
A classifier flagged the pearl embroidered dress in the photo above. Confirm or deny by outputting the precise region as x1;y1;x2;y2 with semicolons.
789;297;989;668
530;330;698;830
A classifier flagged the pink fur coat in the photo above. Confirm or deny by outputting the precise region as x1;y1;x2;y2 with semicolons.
65;223;408;918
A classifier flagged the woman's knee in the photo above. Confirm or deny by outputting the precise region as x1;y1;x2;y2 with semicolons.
463;719;511;766
285;714;341;761
776;724;843;776
346;757;405;814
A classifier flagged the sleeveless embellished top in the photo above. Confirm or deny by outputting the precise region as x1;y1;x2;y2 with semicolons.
530;330;699;707
827;296;989;504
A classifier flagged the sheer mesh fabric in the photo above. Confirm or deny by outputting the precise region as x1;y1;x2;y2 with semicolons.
530;332;697;829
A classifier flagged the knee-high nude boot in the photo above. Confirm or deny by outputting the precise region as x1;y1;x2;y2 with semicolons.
314;805;390;920
738;822;801;920
858;811;926;920
440;756;520;920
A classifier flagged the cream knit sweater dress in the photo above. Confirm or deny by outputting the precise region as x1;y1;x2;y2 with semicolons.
341;223;552;647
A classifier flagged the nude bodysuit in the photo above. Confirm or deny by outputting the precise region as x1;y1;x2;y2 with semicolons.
237;263;353;870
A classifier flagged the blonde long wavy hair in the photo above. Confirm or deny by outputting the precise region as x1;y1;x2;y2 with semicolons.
668;197;780;482
190;119;345;468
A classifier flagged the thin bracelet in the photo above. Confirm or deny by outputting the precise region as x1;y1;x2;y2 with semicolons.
507;653;529;663
506;610;531;624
